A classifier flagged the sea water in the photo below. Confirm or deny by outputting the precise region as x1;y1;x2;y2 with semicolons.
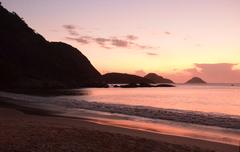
0;84;239;145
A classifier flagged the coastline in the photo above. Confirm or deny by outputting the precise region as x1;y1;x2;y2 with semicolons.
1;90;239;130
0;99;238;152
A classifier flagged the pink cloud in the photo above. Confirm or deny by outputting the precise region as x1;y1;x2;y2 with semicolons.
193;63;240;83
66;37;89;44
63;25;75;30
163;63;240;83
164;31;172;35
146;52;158;56
126;35;138;40
63;24;79;36
111;38;129;47
94;37;112;49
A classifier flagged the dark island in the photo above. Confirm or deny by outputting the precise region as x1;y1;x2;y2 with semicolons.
185;77;207;84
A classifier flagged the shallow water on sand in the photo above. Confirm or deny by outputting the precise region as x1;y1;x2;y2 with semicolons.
62;108;240;146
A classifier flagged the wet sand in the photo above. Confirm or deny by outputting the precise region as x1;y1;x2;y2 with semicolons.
0;100;238;152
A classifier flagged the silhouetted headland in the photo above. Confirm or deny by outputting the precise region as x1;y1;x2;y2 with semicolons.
144;73;174;83
0;4;106;89
103;73;152;84
103;72;175;88
114;83;175;88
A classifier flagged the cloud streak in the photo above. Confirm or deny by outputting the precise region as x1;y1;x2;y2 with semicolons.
63;24;79;36
164;31;172;35
63;25;155;50
126;35;138;40
66;37;89;44
146;52;158;56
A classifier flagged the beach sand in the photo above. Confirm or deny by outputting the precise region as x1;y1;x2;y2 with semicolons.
0;101;238;152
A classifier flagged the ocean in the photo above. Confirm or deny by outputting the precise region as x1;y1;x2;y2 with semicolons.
1;84;239;145
75;84;240;116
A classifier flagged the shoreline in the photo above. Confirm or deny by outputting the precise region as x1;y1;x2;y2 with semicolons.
65;109;240;146
0;99;238;152
1;91;239;130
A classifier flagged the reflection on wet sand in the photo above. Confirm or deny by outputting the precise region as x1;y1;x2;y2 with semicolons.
62;109;240;146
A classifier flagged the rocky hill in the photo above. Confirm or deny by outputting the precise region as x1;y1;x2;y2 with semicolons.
144;73;174;83
0;4;105;89
103;73;152;84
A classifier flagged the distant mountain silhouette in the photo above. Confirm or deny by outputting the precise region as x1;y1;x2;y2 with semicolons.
0;4;105;89
115;83;175;88
103;73;152;84
185;77;206;84
144;73;174;83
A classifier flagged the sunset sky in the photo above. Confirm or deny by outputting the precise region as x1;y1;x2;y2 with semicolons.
2;0;240;83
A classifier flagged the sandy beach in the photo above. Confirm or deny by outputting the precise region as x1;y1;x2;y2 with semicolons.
0;100;238;152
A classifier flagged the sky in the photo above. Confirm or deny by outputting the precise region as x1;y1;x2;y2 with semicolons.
1;0;240;83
